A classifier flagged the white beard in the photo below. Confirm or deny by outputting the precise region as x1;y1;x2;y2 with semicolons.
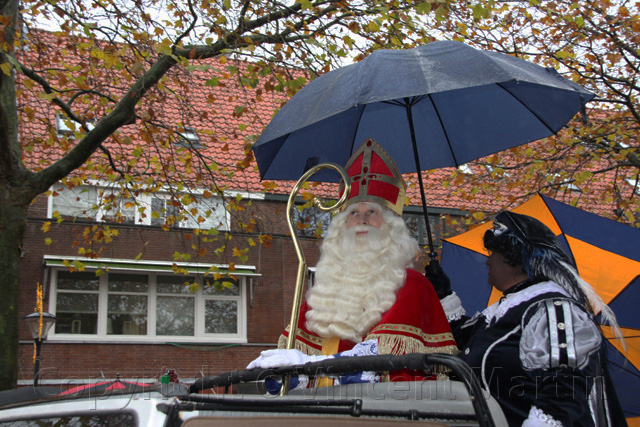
305;206;419;343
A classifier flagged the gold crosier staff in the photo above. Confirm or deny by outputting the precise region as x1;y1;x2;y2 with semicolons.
280;163;351;396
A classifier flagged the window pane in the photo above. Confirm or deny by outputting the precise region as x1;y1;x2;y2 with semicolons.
292;206;331;237
57;271;99;291
179;196;228;230
157;275;195;294
202;278;239;296
51;186;97;221
150;197;166;227
156;296;194;336
107;295;147;335
108;273;147;292
55;294;98;334
100;194;135;225
403;214;441;247
149;197;179;227
205;300;237;334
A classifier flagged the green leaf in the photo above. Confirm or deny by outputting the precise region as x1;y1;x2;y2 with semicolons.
472;4;486;20
416;2;431;14
206;77;220;87
299;0;312;10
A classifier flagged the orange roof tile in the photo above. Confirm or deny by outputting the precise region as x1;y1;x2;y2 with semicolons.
16;30;636;224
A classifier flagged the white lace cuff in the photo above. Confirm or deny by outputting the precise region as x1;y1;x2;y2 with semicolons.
440;292;466;322
338;339;378;357
522;406;563;426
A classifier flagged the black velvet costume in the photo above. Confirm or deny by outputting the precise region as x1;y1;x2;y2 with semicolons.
440;211;626;426
448;279;625;426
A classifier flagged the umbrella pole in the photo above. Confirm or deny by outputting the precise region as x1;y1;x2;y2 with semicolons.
404;99;437;263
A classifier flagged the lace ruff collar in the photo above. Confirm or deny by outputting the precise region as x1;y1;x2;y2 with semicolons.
481;281;569;324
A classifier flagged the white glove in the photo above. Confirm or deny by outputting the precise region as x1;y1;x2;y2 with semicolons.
247;349;333;370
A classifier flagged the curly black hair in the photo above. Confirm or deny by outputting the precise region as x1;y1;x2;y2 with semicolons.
483;229;525;268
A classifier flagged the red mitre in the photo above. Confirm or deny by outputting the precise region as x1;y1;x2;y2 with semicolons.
341;138;406;216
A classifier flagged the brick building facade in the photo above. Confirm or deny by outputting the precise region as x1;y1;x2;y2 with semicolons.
18;192;323;385
14;29;632;389
18;187;459;386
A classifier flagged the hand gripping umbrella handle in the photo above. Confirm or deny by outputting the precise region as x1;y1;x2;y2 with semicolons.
281;163;351;395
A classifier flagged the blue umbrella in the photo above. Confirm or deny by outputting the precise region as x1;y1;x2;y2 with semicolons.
252;41;595;261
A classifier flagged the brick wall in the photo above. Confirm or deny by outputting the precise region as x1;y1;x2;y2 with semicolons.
19;194;323;384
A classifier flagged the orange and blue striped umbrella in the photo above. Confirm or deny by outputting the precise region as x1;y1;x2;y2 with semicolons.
441;194;640;424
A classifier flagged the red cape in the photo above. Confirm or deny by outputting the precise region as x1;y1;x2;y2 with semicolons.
279;268;458;381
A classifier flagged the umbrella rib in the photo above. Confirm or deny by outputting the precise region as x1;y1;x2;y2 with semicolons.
427;94;460;167
382;95;427;108
382;99;405;107
495;82;556;134
606;359;640;379
253;135;290;180
348;104;368;156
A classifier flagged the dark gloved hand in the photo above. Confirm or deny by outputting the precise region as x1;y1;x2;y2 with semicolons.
425;260;452;299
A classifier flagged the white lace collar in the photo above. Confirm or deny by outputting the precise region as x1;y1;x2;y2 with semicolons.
481;281;569;325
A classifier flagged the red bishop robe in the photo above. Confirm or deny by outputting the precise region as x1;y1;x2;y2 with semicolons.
278;268;459;381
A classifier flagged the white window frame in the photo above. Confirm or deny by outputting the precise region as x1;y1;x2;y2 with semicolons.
48;184;231;231
45;257;257;344
137;193;229;230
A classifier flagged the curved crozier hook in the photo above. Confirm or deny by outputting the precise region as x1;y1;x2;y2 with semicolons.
280;163;351;395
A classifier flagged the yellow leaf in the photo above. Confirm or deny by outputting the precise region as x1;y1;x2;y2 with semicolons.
0;62;11;76
262;181;278;191
44;238;52;245
38;92;56;101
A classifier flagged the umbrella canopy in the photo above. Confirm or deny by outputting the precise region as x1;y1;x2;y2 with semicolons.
440;194;640;422
252;40;594;259
253;40;595;183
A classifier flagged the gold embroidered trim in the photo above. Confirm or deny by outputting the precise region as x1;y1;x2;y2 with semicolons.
366;332;459;357
369;323;456;344
282;324;324;346
277;325;322;356
367;333;459;378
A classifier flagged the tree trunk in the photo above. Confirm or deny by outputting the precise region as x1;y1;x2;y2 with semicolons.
0;187;27;390
0;0;23;391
